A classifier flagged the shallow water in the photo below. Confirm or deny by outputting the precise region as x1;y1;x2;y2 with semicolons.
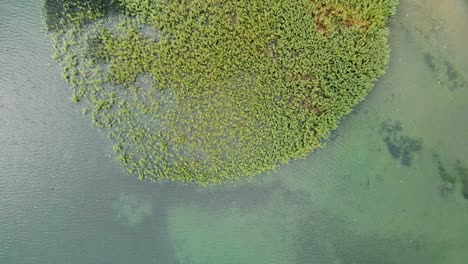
1;0;467;263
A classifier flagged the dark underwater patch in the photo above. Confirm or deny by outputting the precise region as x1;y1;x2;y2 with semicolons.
422;52;465;92
433;154;457;197
380;120;423;167
455;160;468;200
433;154;468;200
423;52;436;72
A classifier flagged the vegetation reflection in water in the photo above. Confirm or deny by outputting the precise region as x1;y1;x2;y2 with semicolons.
44;0;398;185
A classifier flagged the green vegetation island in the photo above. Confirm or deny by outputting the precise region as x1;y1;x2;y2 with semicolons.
44;0;398;185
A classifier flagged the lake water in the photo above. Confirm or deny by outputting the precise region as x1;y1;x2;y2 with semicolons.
1;0;467;263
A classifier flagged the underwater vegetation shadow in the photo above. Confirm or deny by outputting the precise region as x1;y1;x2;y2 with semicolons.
380;120;423;167
433;154;468;200
423;52;466;92
457;161;468;200
433;154;457;197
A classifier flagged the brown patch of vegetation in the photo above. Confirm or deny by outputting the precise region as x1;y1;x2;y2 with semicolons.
288;89;322;115
264;41;277;63
228;11;237;25
310;1;373;34
344;18;370;30
300;74;313;82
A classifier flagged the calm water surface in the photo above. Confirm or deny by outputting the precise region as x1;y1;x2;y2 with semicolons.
1;0;467;263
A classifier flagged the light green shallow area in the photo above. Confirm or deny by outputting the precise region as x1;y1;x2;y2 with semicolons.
1;0;467;263
168;200;297;264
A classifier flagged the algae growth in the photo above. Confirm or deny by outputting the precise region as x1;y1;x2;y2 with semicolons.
380;120;423;167
44;0;398;185
433;154;468;200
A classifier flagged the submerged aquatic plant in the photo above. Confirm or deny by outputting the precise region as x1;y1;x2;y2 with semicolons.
423;52;466;92
44;0;398;185
432;154;468;200
380;120;423;167
455;161;468;200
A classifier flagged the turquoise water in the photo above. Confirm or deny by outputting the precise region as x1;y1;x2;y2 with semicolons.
1;0;467;263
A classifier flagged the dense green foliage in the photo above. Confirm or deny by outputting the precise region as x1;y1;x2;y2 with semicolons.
46;0;397;185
